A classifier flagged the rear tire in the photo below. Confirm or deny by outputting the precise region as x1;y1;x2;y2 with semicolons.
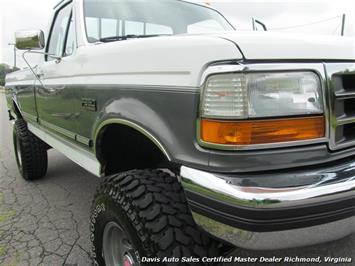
91;169;221;266
13;119;48;180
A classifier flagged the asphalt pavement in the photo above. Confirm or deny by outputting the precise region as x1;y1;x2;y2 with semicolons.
0;94;98;265
0;93;354;266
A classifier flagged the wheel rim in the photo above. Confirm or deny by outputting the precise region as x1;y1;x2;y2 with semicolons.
15;135;22;167
102;222;138;266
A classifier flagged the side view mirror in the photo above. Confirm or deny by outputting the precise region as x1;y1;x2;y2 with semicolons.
15;30;45;50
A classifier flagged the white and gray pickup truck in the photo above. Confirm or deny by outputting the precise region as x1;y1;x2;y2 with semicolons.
5;0;355;265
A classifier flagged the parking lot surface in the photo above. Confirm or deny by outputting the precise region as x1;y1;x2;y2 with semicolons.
0;94;354;265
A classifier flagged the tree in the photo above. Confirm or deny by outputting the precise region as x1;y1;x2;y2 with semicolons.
0;64;20;86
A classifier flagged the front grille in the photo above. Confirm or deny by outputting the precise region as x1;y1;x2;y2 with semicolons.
328;63;355;150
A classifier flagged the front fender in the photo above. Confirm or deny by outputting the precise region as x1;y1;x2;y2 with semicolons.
93;106;172;161
92;90;210;169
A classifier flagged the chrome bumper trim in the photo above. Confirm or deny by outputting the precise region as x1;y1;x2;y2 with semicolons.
180;163;355;249
180;163;355;209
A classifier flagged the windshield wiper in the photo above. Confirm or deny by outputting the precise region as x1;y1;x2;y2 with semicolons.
98;34;170;43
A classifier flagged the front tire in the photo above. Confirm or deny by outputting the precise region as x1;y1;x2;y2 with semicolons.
91;169;220;266
13;119;48;180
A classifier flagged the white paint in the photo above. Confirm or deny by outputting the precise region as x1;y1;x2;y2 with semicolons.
6;34;242;87
5;0;355;89
216;31;355;60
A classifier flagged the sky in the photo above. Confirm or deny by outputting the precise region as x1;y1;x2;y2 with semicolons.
0;0;354;68
0;0;58;67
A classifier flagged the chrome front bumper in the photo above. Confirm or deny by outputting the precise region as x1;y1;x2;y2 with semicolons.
180;160;355;250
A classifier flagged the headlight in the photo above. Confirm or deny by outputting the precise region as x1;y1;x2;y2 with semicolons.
201;72;323;119
200;71;325;147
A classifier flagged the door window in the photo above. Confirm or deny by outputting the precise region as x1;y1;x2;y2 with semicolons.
64;15;77;57
47;4;72;60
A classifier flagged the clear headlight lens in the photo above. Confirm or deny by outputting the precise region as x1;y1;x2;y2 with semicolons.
201;72;323;119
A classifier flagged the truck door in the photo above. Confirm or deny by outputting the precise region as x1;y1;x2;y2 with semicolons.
35;2;80;141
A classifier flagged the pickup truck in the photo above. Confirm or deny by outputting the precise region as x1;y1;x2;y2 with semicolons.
5;0;355;265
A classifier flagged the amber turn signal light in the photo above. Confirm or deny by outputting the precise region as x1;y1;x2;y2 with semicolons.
200;116;325;146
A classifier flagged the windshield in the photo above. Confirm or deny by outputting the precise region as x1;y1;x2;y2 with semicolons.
83;0;234;42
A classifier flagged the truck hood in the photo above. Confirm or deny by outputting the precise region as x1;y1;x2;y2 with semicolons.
215;32;355;60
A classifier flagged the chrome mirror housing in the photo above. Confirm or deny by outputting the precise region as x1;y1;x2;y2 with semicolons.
15;30;45;50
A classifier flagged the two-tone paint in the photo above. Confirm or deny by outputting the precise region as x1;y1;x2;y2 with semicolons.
6;0;355;251
5;0;355;178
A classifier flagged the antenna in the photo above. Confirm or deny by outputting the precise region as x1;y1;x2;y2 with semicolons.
252;18;256;31
341;14;346;36
21;50;61;86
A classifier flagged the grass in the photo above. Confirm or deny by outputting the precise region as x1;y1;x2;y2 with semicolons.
0;245;6;257
0;192;12;223
0;210;16;224
2;252;21;266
